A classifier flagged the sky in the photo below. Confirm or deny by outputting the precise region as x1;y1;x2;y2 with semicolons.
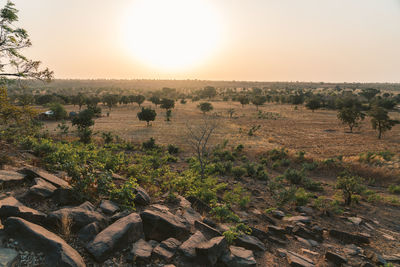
12;0;400;82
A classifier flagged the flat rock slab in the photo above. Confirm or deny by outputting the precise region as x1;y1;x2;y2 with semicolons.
0;248;18;267
235;235;266;251
4;217;85;267
140;208;190;241
86;212;144;262
329;229;370;244
286;250;315;267
283;216;311;224
21;167;71;189
194;220;222;239
129;239;154;263
30;178;57;198
0;196;46;224
133;186;151;206
221;246;256;267
325;251;347;265
0;170;25;185
48;201;106;230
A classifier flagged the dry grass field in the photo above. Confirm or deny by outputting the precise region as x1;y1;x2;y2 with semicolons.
43;101;400;160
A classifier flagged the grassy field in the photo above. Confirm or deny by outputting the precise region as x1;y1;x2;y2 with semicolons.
43;101;400;160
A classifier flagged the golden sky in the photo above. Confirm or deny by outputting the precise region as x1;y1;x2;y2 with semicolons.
14;0;400;82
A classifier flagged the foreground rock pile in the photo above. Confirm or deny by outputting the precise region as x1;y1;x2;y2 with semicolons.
0;168;399;266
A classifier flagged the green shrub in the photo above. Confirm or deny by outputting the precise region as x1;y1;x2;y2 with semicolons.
295;188;311;206
268;148;288;161
336;173;365;205
232;166;246;179
211;204;240;223
223;223;252;244
313;196;343;215
389;185;400;194
142;137;158;150
167;144;179;154
302;162;318;171
284;168;305;185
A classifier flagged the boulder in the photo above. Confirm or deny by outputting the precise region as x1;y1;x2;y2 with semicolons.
0;248;18;267
195;236;228;266
0;196;46;224
152;238;181;262
78;222;102;242
221;246;257;267
267;225;287;240
286;250;315;267
176;207;202;226
187;196;211;213
128;239;154;263
328;229;370;244
325;251;347;266
179;231;207;259
29;178;57;198
348;217;362;225
235;235;265;251
86;213;144;262
52;188;81;206
140;208;190;241
271;210;285;219
48;201;106;230
20;167;71;188
4;217;85;267
293;226;322;242
110;210;132;223
249;227;269;242
99;200;119;215
194;220;222;239
133;186;150;206
0;170;25;185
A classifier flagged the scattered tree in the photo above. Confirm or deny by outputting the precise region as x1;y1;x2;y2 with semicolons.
49;103;67;120
72;109;95;143
238;96;249;108
133;95;145;107
337;107;365;133
150;96;161;107
137;107;156;126
305;97;321;112
198;102;213;114
336;173;364;206
359;88;380;102
160;98;175;121
368;105;399;139
251;95;267;110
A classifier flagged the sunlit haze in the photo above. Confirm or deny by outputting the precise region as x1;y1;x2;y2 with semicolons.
14;0;400;82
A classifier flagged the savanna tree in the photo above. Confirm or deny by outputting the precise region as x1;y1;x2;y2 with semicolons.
137;107;156;126
251;95;267;110
337;107;365;133
369;105;399;139
160;98;175;121
198;102;213;114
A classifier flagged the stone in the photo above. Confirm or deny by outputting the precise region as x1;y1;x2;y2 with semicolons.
48;201;107;230
293;226;322;242
133;186;150;206
179;231;207;259
343;244;362;256
267;225;287;240
128;239;153;263
250;227;269;242
78;222;102;242
152;238;181;261
0;196;46;224
86;213;144;262
301;249;318;257
29;178;57;198
110;210;131;223
221;246;256;267
52;188;81;206
0;248;18;267
195;236;228;266
271;209;285;219
187;196;211;213
348;217;362;225
177;207;202;226
286;250;315;267
0;170;25;185
383;254;400;264
4;217;85;267
261;213;277;225
325;251;347;265
140;208;190;242
295;236;318;248
296;206;314;215
194;220;222;239
99;200;119;215
328;229;370;244
20;167;71;188
235;235;265;251
283;216;311;224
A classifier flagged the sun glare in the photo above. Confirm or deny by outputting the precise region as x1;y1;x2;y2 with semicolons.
121;0;223;71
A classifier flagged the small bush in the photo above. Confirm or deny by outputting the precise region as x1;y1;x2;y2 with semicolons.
211;204;240;223
142;137;157;150
336;173;365;205
268;148;288;161
389;185;400;194
223;223;252;244
167;144;179;154
295;188;311;206
232;166;247;179
284;168;305;185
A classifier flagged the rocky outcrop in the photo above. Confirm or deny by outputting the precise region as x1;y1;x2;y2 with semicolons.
195;236;228;266
21;167;71;189
221;246;257;267
29;178;57;198
0;170;26;186
0;196;46;224
235;235;266;251
99;200;119;215
133;186;150;206
128;239;154;263
4;217;85;267
178;231;207;259
329;229;370;244
86;212;144;262
48;201;106;230
152;238;181;262
140;208;190;241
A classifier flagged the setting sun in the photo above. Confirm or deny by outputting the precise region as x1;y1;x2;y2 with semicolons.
121;0;223;71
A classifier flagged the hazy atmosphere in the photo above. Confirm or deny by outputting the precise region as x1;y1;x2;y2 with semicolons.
14;0;400;82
